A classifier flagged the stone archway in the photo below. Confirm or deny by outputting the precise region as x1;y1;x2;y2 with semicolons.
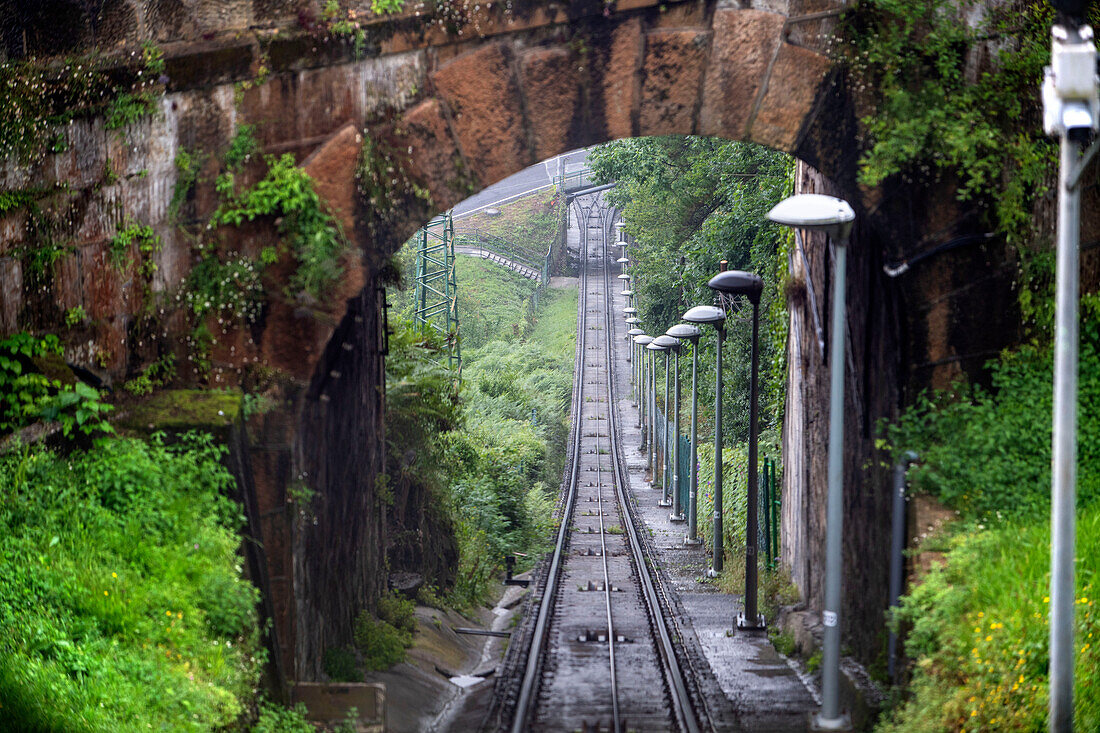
2;0;867;682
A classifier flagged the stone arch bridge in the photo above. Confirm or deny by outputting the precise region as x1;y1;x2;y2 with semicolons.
0;0;1028;684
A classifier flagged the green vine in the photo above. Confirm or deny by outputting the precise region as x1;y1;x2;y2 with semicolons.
0;42;165;164
841;0;1069;242
216;152;350;299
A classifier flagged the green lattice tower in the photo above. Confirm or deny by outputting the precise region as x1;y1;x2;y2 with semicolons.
414;212;460;371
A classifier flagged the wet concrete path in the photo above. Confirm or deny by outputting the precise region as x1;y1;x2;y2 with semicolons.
607;261;819;732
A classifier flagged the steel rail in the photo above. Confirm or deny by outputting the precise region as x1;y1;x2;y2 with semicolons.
597;210;702;733
509;195;590;733
512;192;698;732
588;201;621;730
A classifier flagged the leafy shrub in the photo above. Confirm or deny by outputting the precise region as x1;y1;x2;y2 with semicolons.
0;332;114;437
323;645;363;682
252;700;315;733
377;591;416;636
352;612;409;671
884;307;1100;522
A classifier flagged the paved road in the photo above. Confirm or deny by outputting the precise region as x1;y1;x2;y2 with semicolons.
451;148;590;221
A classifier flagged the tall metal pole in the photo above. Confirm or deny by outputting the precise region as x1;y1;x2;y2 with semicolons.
659;351;672;507
1042;20;1099;729
650;350;657;477
709;325;725;577
1050;117;1083;733
671;344;684;521
687;338;702;544
820;240;849;725
739;299;764;630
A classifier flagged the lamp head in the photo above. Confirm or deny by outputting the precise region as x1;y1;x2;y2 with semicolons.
621;289;634;297
623;307;638;315
666;323;701;342
652;334;681;353
618;273;631;280
708;270;764;304
634;334;654;346
647;342;668;352
627;328;645;336
617;256;630;264
682;304;726;327
767;194;855;240
625;317;641;325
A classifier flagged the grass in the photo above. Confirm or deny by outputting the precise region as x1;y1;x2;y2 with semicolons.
878;505;1100;732
454;188;561;257
455;257;538;351
0;433;263;732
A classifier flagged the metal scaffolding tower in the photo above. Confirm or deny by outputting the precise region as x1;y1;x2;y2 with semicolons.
413;212;460;371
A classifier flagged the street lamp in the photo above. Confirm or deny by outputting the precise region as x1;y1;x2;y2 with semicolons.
653;334;680;509
668;322;702;544
647;340;669;491
683;304;727;577
768;193;855;731
709;269;766;632
633;334;654;452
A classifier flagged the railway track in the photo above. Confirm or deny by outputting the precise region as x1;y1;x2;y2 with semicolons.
499;193;701;732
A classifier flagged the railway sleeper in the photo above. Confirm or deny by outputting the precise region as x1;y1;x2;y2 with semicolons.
579;721;633;733
575;629;632;643
578;581;623;592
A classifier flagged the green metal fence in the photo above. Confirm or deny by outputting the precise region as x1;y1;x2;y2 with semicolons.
651;404;781;564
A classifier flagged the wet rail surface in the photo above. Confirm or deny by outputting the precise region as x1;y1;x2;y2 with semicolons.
503;194;701;733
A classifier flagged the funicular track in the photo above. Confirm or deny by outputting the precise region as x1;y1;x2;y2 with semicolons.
498;194;701;733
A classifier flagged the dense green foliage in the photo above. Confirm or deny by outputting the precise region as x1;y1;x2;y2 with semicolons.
879;309;1100;727
589;136;792;445
0;433;264;731
0;332;113;438
878;508;1100;731
884;311;1100;522
840;0;1093;243
385;269;574;610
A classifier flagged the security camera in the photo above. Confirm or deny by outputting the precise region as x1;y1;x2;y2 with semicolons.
1043;25;1099;140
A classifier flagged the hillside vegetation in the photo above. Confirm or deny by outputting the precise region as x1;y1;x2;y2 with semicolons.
0;433;266;732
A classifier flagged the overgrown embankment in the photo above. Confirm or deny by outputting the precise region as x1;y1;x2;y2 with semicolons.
874;310;1100;730
0;433;267;731
385;251;576;610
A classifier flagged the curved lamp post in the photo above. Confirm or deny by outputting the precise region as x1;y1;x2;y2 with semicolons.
768;193;854;731
709;269;766;632
668;322;702;543
646;340;669;489
633;334;654;455
653;334;680;509
683;304;727;577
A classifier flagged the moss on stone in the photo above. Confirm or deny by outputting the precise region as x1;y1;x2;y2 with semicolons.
118;389;242;434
